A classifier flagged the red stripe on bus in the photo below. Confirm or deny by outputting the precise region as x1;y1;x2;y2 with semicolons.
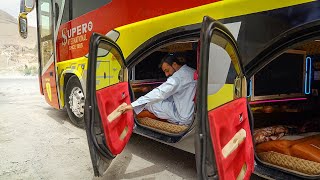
56;0;220;62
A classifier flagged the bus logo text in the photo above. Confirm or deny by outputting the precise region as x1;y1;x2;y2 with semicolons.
61;21;93;49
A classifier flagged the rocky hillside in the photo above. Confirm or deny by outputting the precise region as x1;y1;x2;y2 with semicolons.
0;10;38;76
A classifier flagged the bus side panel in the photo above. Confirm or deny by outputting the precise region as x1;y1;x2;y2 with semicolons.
56;0;220;63
41;63;60;109
56;57;88;107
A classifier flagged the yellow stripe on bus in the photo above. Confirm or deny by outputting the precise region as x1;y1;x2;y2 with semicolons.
115;0;314;58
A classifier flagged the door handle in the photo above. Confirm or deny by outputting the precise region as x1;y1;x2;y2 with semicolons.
107;103;128;122
222;128;246;158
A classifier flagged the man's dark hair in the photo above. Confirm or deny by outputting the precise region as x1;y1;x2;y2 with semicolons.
159;53;186;68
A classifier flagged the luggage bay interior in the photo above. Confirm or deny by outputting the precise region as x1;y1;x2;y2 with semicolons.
130;41;198;135
129;38;320;177
251;39;320;177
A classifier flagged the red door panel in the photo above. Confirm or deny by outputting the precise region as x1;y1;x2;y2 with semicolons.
208;97;254;180
96;82;134;155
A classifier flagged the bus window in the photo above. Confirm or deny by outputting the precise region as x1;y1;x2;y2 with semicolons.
55;2;59;25
61;0;70;24
38;0;54;69
72;0;112;19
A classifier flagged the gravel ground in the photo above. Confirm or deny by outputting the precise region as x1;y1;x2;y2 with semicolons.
0;78;197;180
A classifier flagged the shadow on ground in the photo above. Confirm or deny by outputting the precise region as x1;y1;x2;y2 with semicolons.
45;107;70;125
97;134;196;180
45;107;196;179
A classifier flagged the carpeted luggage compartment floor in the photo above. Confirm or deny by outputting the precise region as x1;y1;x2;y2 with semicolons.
137;117;188;134
258;151;320;176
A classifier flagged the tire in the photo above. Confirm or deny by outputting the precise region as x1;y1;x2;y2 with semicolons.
65;76;85;128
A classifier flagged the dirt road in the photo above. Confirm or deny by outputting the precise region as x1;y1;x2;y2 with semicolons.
0;77;196;180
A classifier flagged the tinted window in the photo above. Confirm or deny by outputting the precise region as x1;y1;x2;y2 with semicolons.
61;0;70;24
207;33;241;95
38;0;54;69
254;52;305;96
72;0;111;19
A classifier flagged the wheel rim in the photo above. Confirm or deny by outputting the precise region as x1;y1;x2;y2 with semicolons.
68;87;85;118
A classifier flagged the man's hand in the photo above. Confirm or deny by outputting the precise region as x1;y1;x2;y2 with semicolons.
118;104;133;114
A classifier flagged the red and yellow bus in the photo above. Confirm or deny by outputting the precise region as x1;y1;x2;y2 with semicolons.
19;0;320;179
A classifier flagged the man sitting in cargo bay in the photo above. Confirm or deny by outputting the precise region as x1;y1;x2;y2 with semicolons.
119;54;197;125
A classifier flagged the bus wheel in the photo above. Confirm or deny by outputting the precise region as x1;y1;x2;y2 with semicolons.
65;76;85;128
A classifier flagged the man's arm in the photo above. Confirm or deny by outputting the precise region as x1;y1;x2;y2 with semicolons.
120;77;179;114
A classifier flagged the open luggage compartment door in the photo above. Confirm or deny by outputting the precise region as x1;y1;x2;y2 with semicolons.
84;33;134;176
207;98;254;179
196;16;254;180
